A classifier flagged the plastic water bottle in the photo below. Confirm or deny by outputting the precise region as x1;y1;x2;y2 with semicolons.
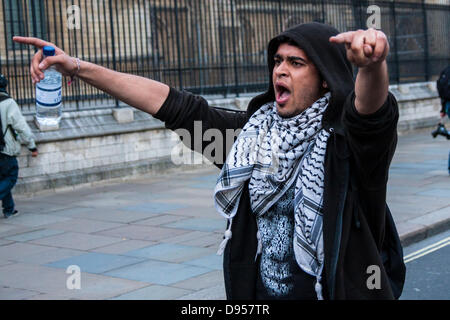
35;46;62;129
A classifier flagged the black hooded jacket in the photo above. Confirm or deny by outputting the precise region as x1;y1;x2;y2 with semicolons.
155;22;405;299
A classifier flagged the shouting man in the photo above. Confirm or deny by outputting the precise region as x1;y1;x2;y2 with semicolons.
14;22;405;300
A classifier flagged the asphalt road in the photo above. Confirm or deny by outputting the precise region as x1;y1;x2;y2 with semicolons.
400;229;450;300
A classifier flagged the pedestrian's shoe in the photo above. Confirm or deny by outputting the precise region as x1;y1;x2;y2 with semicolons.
4;210;19;219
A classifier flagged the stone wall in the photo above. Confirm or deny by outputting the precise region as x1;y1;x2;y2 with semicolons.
14;81;442;194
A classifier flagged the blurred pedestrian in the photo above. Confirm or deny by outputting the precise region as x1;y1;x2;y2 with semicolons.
436;65;450;174
0;74;38;219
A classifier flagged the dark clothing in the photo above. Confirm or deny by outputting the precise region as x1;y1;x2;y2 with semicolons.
0;153;18;215
155;86;402;299
255;183;317;300
437;65;450;110
154;22;405;300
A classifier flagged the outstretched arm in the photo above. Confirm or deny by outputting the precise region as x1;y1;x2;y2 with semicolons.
13;36;169;116
329;28;390;115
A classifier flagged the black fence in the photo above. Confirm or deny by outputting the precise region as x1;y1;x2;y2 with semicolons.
0;0;449;114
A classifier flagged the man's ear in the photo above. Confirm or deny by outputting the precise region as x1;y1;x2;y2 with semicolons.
322;81;328;89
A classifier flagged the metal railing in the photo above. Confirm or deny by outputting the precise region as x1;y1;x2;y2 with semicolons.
0;0;449;115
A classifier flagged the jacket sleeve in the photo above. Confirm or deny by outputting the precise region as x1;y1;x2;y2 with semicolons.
154;87;248;168
8;100;37;151
342;91;399;190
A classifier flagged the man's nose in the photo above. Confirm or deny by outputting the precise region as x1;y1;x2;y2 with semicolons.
274;61;288;78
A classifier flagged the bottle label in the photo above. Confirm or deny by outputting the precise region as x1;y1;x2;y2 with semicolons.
36;85;62;107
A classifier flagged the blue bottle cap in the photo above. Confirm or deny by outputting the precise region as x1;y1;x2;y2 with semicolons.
43;46;55;57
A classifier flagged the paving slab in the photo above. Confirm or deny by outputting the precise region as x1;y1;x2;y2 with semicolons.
183;254;223;270
4;229;65;242
133;214;190;226
104;260;211;285
0;242;53;261
177;284;226;300
13;248;84;265
0;262;149;300
0;286;41;300
124;243;215;263
91;239;157;255
46;252;146;274
30;232;123;251
118;202;187;214
95;225;190;242
171;270;224;291
2;213;72;228
111;285;192;300
43;219;123;234
163;217;226;232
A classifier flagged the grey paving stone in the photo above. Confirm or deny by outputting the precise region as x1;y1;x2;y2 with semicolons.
5;229;65;242
14;248;84;265
178;232;223;248
118;202;187;214
105;260;211;285
0;260;15;267
2;213;72;228
0;242;53;261
0;262;149;300
124;243;215;263
163;217;226;232
134;214;190;226
43;219;123;234
111;284;192;300
0;239;14;246
71;197;137;209
0;223;22;235
91;239;157;255
159;230;212;245
67;209;157;223
0;286;41;300
183;254;223;270
172;270;224;291
46;252;146;274
416;188;450;198
95;225;190;242
30;232;122;251
176;283;226;300
14;201;75;215
42;206;100;217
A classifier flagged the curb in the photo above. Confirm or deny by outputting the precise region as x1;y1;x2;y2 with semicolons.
398;213;450;247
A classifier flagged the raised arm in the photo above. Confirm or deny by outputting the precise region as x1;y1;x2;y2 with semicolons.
329;28;390;115
13;36;169;116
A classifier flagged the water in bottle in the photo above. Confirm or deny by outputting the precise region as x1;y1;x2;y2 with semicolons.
35;46;62;129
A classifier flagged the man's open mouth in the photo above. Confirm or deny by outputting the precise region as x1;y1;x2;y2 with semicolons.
275;83;291;105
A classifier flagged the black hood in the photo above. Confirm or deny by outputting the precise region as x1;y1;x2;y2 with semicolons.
247;22;354;128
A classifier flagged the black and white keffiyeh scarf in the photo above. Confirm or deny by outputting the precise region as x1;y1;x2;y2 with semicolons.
214;92;331;300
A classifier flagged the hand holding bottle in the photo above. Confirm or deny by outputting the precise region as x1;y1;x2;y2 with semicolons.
13;37;79;84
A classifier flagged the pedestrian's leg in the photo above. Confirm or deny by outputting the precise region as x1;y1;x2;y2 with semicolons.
1;191;14;215
0;156;18;215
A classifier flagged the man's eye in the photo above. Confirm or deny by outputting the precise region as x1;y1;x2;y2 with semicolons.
292;61;303;66
274;59;281;65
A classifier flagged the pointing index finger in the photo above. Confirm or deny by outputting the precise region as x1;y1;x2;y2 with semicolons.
329;31;355;44
12;36;52;49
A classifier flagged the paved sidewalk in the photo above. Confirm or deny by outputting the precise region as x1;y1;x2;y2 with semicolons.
0;129;448;300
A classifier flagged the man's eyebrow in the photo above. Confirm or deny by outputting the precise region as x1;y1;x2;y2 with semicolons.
273;54;307;64
287;56;307;64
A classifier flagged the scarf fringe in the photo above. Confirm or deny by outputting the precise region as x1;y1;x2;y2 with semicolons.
217;219;233;255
